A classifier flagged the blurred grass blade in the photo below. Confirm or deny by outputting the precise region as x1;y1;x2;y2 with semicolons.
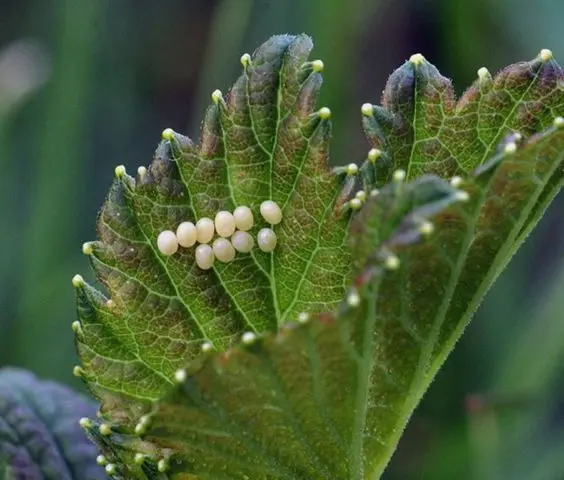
11;0;108;376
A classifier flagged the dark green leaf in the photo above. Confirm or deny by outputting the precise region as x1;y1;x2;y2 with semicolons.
0;368;105;480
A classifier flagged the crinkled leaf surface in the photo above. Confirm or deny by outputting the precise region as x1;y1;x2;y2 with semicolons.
74;35;564;479
0;368;105;480
76;34;349;420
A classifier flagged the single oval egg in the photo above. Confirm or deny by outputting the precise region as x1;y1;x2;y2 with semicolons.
213;237;236;263
233;206;254;231
157;230;178;256
257;228;277;252
195;244;214;270
231;230;254;253
176;221;197;248
260;200;282;225
196;217;215;244
214;211;236;238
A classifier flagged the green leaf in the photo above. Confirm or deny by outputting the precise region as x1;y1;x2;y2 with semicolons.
362;50;564;180
77;174;463;480
73;36;564;479
75;34;349;419
0;368;105;480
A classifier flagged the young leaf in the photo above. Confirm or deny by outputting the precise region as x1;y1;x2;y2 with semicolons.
77;174;464;480
0;368;105;480
73;35;564;479
75;34;349;422
352;123;564;479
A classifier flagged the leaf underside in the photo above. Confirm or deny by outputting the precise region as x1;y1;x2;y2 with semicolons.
73;35;564;479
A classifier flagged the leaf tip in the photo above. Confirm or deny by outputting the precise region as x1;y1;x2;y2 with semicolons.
347;288;361;307
137;165;147;178
241;331;257;345
477;66;491;81
392;168;406;182
99;423;112;436
96;455;107;466
349;197;363;210
554;116;564;128
79;416;92;428
318;106;331;120
361;102;374;117
368;147;381;162
201;341;214;353
82;241;93;255
114;164;126;179
346;163;359;175
539;48;553;62
418;220;435;236
134;415;151;436
72;274;85;288
355;190;367;202
71;320;82;334
409;53;426;66
297;312;310;323
161;128;175;141
503;141;518;155
174;368;187;384
105;463;116;475
311;59;324;72
157;459;169;472
450;176;464;187
134;423;146;436
455;190;470;202
384;254;400;270
72;365;84;378
211;89;223;104
240;52;251;67
134;453;145;465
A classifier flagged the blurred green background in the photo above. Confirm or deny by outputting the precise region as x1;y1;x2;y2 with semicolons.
1;1;563;478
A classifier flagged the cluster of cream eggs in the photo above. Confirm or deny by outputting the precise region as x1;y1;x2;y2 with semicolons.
156;201;282;269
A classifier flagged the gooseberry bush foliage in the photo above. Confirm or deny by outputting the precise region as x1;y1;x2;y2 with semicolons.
2;34;564;479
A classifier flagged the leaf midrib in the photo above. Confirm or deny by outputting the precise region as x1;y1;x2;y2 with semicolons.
405;64;420;180
171;152;267;334
171;371;305;480
122;182;213;345
350;282;379;479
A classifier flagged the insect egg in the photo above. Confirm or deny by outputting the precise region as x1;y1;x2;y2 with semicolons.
157;230;178;256
233;206;254;231
214;211;236;237
231;230;254;253
195;218;215;244
257;228;277;252
195;244;214;270
212;238;236;263
260;200;282;225
176;221;197;248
